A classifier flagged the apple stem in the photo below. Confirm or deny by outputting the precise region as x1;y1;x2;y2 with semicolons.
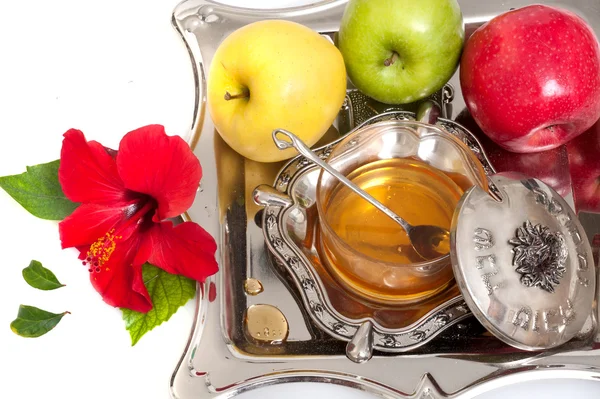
224;90;249;101
384;52;399;67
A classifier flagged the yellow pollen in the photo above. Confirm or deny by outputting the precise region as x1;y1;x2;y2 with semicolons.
86;229;121;268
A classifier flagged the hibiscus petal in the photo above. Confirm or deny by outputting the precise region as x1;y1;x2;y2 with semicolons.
133;232;154;267
148;221;218;282
116;125;202;220
58;202;136;249
59;129;127;204
89;233;153;313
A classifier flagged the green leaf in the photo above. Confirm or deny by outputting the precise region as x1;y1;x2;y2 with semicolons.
0;159;79;220
22;260;65;290
10;305;69;338
121;264;196;346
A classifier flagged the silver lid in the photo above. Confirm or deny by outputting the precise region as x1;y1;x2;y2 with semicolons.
451;173;596;351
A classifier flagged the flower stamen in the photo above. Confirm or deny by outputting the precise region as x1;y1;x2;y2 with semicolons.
84;229;122;273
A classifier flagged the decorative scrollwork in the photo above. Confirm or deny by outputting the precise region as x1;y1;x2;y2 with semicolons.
294;145;332;169
296;156;311;169
301;277;316;292
380;334;397;347
287;256;301;270
410;330;427;342
319;145;333;159
432;313;450;328
309;301;324;318
266;212;277;230
270;236;284;251
277;172;291;188
455;303;469;313
509;220;567;293
331;322;349;336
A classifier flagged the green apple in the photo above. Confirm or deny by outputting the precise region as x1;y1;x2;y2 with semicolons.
337;0;464;105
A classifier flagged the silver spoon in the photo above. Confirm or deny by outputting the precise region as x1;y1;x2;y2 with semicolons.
272;128;450;261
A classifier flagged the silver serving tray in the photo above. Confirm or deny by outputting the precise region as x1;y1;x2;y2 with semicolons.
169;0;600;398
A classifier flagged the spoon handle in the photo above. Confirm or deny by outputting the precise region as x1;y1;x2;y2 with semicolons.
272;128;412;233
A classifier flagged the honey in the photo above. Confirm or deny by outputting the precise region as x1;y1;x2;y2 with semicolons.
244;278;264;296
244;304;289;344
317;158;464;304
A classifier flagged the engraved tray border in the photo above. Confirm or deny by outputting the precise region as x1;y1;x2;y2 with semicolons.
169;1;600;398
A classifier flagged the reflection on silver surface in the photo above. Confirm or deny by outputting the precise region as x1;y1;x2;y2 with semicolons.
169;0;600;398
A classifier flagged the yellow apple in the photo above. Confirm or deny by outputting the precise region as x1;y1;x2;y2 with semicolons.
207;20;347;163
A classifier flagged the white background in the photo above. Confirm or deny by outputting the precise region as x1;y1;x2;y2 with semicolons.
1;0;600;398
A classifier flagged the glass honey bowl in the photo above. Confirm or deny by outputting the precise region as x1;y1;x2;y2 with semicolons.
316;119;489;305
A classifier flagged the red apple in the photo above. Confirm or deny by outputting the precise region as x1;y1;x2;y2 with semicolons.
455;108;572;198
567;119;600;212
460;5;600;153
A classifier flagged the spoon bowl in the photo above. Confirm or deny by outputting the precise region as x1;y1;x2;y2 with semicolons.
408;225;451;261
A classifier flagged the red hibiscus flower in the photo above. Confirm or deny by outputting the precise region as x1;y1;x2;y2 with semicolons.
58;125;218;313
